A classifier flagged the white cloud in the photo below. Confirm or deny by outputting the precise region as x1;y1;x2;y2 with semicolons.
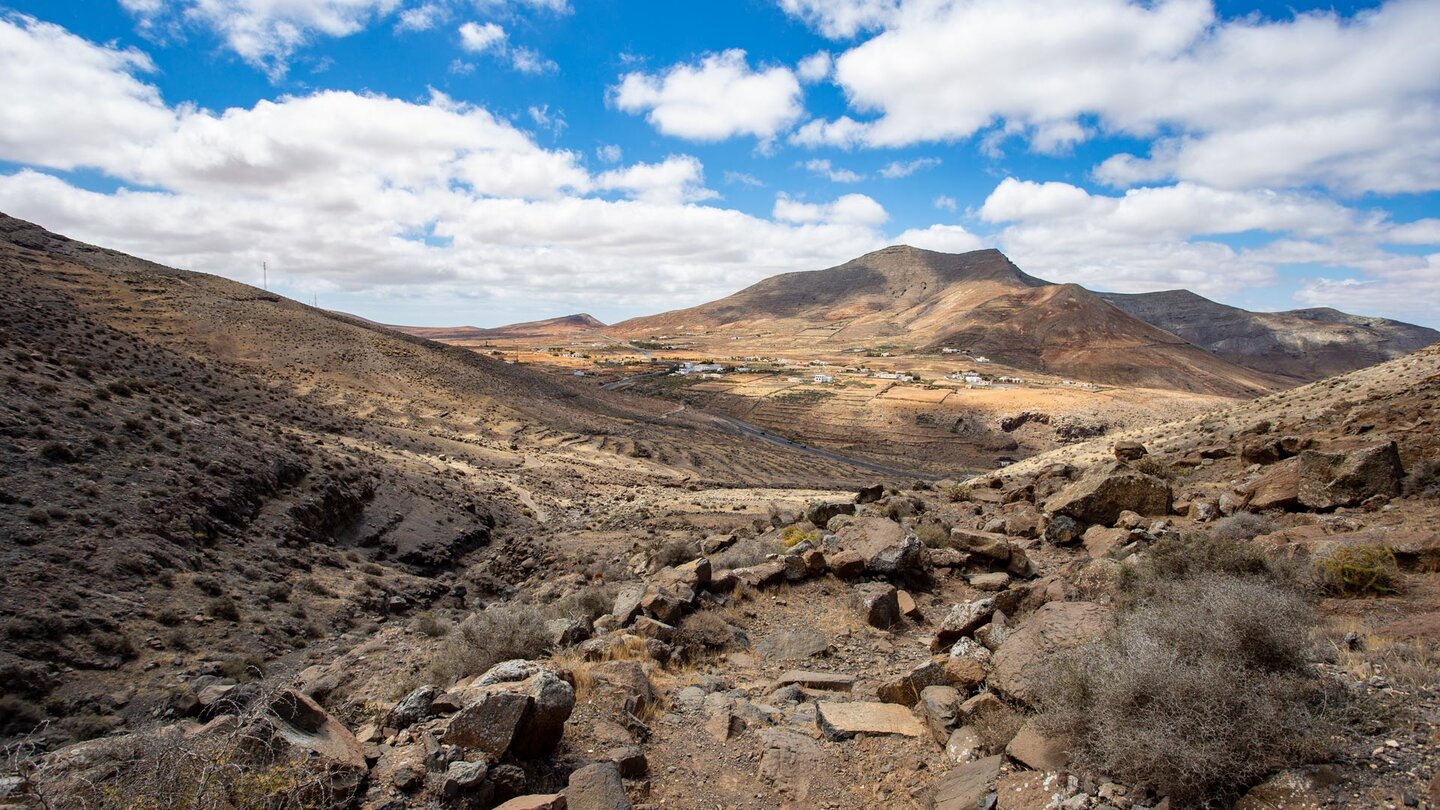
1294;254;1440;322
796;51;832;83
396;3;447;32
459;21;506;52
774;193;888;227
510;45;557;74
1385;219;1440;246
595;144;623;163
613;50;803;142
879;157;939;179
725;171;765;187
777;0;899;38
595;155;718;204
800;0;1440;194
804;158;865;183
894;223;985;253
0;16;889;317
933;195;957;212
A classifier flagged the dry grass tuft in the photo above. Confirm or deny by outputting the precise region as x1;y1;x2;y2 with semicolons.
1313;545;1401;597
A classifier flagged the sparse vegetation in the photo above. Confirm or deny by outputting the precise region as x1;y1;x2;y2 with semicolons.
1314;545;1401;597
429;603;552;686
1206;512;1277;543
779;524;820;549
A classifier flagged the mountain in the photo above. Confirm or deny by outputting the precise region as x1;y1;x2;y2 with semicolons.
613;245;1285;397
392;313;607;342
0;212;880;745
1098;289;1440;384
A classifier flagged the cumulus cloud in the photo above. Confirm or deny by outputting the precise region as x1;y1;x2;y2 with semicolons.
396;3;447;32
0;15;888;318
804;159;865;183
933;195;957;212
612;50;803;142
777;0;900;38
774;193;888;227
894;223;985;253
796;51;832;83
459;21;506;52
796;0;1440;194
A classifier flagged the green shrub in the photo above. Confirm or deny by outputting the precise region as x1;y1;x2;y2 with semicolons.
913;521;949;548
1313;545;1400;597
780;525;820;549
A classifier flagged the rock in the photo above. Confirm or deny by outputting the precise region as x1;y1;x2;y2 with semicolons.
606;746;647;778
853;582;901;629
877;660;949;705
758;728;830;800
931;755;1003;810
1005;719;1070;771
255;689;368;802
1297;440;1404;510
441;759;493;802
779;552;809;581
918;685;962;745
951;529;1012;562
946;726;983;762
897;589;921;618
1244;457;1301;511
991;602;1113;706
494;795;567;810
442;692;530;758
772;670;855;692
612;585;645;625
856;484;886;504
969;572;1010;591
801;548;827;576
815;701;926;740
829;550;866;578
386;684;440;731
630;616;675;642
490;763;528;802
836;517;922;576
869;535;924;577
663;556;712;589
1043;514;1083;545
1113;440;1148;461
566;762;631;810
477;659;544;687
509;671;576;758
547;618;591;647
1115;509;1145;530
640;585;685;625
1082;525;1128;559
704;708;743;741
589;661;659;717
730;560;787;589
934;598;995;649
1043;461;1173;526
1001;505;1043;539
943;656;987;692
756;629;829;661
807;501;856;526
700;533;736;555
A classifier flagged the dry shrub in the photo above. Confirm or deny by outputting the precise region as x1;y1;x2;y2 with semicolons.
943;484;972;502
1313;545;1400;597
1402;457;1440;498
548;583;618;624
1129;534;1289;598
672;610;737;663
913;521;949;549
1207;513;1278;543
1132;456;1174;481
780;525;820;549
1037;570;1332;806
713;536;775;571
428;603;551;686
648;537;698;568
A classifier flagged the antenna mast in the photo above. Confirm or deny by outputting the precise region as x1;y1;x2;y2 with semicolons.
263;261;268;291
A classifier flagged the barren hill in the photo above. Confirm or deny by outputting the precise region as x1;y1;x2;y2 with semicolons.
613;245;1283;397
1099;289;1439;384
0;212;882;746
393;313;607;342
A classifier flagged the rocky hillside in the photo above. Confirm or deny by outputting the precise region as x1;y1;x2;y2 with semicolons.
612;246;1285;397
1099;289;1439;384
0;212;885;753
12;276;1438;807
393;314;609;342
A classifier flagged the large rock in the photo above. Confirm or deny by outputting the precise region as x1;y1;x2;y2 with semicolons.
991;602;1112;706
950;528;1012;562
730;560;787;589
256;690;368;803
756;629;829;661
1233;769;1329;810
757;729;830;801
816;701;926;740
1043;461;1172;526
443;692;531;758
877;660;948;706
829;549;866;578
1244;457;1301;511
1297;440;1404;510
612;585;645;625
836;517;922;576
494;796;567;810
806;501;856;526
1005;719;1069;771
853;582;901;629
933;598;995;650
930;755;1002;810
772;670;855;692
566;762;631;810
385;684;440;730
918;685;962;746
445;670;575;759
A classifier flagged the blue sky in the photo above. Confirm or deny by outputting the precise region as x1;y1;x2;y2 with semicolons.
1;0;1437;327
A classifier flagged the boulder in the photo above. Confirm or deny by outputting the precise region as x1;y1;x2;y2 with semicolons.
931;755;1002;810
877;660;948;705
1244;457;1302;511
991;602;1113;706
853;582;901;629
566;762;631;810
1297;440;1404;510
658;557;711;589
730;560;787;589
1042;514;1083;545
441;759;493;802
918;685;962;745
897;589;921;619
933;598;995;650
756;630;829;661
945;726;983;763
969;572;1010;591
607;746;647;778
442;692;530;758
445;670;575;759
950;528;1012;562
547;618;591;648
1043;461;1172;526
1081;525;1128;559
815;701;926;740
612;585;645;625
995;771;1064;810
1112;440;1148;461
1233;769;1328;810
856;484;886;504
829;550;866;578
494;795;567;810
640;585;685;625
942;656;987;692
806;501;856;526
772;670;855;692
758;729;831;801
385;684;440;731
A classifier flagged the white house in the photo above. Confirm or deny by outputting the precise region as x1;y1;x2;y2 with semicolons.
814;374;834;384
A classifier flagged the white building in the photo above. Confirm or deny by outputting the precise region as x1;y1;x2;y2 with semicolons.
814;374;834;384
